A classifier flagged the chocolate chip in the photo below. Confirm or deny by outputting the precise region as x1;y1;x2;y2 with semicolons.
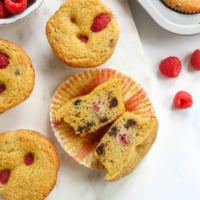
109;97;118;109
124;119;136;129
73;99;81;106
96;143;105;155
77;121;95;134
109;126;118;136
77;126;85;134
99;117;108;123
85;121;95;131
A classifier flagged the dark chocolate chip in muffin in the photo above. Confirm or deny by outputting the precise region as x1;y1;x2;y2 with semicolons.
96;143;105;155
73;99;82;106
99;117;108;123
109;97;118;108
108;126;118;137
124;119;136;129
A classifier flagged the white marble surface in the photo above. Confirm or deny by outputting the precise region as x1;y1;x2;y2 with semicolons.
0;0;155;200
129;1;200;200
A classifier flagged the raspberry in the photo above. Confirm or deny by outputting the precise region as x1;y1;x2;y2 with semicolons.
0;170;10;184
0;2;9;18
0;84;6;93
5;0;27;15
92;103;100;112
77;35;88;43
118;134;129;145
91;13;111;32
24;153;34;165
173;91;193;109
190;49;200;70
159;56;182;78
0;52;9;68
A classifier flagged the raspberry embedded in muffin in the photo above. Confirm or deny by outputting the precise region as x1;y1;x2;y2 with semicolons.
0;39;35;114
46;0;119;68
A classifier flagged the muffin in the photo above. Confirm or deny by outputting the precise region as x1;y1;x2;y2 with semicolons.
50;68;158;176
161;0;200;14
0;39;35;114
46;0;119;68
95;112;158;181
55;79;125;136
0;129;59;200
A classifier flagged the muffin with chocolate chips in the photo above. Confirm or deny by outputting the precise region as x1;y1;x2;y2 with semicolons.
50;68;158;178
55;79;125;136
95;112;158;181
0;39;35;114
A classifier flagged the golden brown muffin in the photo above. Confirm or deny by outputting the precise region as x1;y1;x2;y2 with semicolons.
0;129;60;200
55;79;125;136
95;112;158;181
46;0;119;68
0;39;35;114
162;0;200;14
50;68;158;173
56;79;125;136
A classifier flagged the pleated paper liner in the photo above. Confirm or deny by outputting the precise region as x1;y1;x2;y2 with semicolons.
50;68;156;170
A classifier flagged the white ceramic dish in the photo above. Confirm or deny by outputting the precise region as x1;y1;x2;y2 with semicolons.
0;0;44;25
136;0;200;35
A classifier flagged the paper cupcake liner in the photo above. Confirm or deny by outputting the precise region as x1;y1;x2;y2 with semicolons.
50;68;156;170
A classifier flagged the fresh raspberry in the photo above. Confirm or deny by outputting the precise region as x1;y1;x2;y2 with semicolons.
190;49;200;70
0;2;9;18
0;84;6;93
5;0;27;15
173;91;193;109
0;52;9;68
0;169;10;184
24;153;34;165
91;13;111;32
159;56;182;78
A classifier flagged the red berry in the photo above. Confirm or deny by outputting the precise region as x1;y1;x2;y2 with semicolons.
24;153;34;165
0;2;9;18
92;103;100;112
118;134;129;145
91;13;111;32
5;0;27;15
77;35;88;43
159;56;182;78
0;52;9;68
0;169;10;184
173;91;193;109
190;49;200;70
0;83;6;93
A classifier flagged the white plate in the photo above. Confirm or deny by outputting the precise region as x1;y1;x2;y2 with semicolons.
136;0;200;35
0;0;44;25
